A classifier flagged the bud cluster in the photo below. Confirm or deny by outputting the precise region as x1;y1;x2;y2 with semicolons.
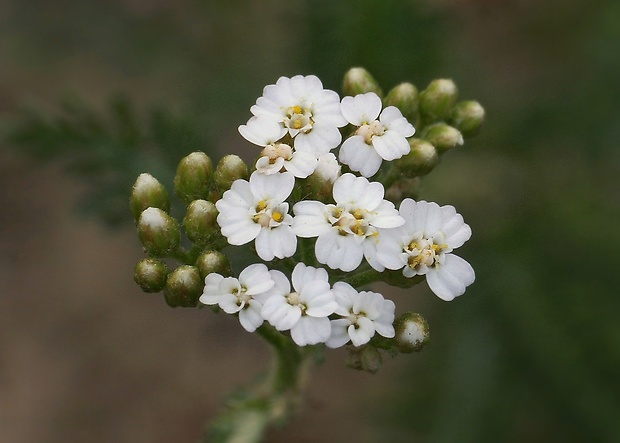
130;67;484;371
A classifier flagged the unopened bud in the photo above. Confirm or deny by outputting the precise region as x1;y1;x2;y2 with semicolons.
183;200;218;246
214;155;248;191
422;123;464;154
450;100;485;137
394;139;439;177
174;152;213;204
304;153;340;202
343;67;383;98
195;250;231;280
385;177;421;204
384;82;419;124
346;345;383;374
394;312;429;353
134;258;168;293
138;207;180;257
164;265;203;308
419;79;458;123
130;173;170;222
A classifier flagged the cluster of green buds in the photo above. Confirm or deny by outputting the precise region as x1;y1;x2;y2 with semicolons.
130;67;484;373
131;152;245;307
345;68;484;205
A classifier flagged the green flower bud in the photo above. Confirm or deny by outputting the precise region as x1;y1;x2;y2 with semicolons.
394;138;439;177
173;151;213;204
214;155;249;191
384;82;419;124
385;177;421;204
450;100;485;137
134;258;168;293
346;345;383;374
394;312;429;353
419;79;458;123
163;265;203;308
195;250;232;280
342;67;383;98
130;173;170;223
421;123;464;154
183;199;218;246
137;207;180;257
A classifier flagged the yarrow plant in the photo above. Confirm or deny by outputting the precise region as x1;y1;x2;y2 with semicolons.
131;67;485;442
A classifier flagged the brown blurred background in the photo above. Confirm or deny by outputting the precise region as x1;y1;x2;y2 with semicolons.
1;0;619;442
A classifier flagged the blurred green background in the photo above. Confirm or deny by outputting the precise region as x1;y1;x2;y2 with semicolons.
1;0;619;442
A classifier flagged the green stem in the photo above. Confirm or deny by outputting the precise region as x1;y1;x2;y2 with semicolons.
202;325;318;443
337;268;383;288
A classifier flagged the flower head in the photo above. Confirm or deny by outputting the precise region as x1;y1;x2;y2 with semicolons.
326;282;395;348
249;75;347;156
261;263;338;346
339;92;415;177
216;171;297;261
199;264;275;332
239;115;318;178
376;199;475;301
292;173;404;271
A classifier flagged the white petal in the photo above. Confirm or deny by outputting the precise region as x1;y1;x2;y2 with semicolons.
249;171;295;204
238;302;265;332
332;281;356;315
339;136;383;178
284;150;318;178
352;291;383;318
379;106;415;137
219;293;242;314
315;231;363;272
361;237;383;271
218;179;255;209
368;200;404;228
256;156;286;175
255;226;297;261
291;316;331;346
375;229;408;270
292;201;330;237
372;130;410;161
302;281;336;317
439;205;471;249
239;263;274;295
294;123;342;155
262;298;301;331
341;93;382;125
348;317;375;347
426;254;475;301
373;299;396;338
238;116;287;146
326;319;352;348
291;263;328;292
202;273;224;295
219;218;261;245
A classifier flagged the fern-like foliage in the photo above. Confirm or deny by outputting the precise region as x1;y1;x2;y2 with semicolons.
3;95;211;226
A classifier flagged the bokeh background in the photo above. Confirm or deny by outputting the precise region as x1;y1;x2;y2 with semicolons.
1;0;619;442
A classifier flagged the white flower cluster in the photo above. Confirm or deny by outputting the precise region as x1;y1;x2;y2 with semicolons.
200;262;395;347
202;74;475;347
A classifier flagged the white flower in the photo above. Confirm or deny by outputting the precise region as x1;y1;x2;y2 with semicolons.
292;173;404;271
239;115;318;178
216;171;297;261
313;152;341;183
261;263;338;346
339;92;415;177
250;75;347;156
199;264;275;332
376;199;475;301
326;282;395;348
